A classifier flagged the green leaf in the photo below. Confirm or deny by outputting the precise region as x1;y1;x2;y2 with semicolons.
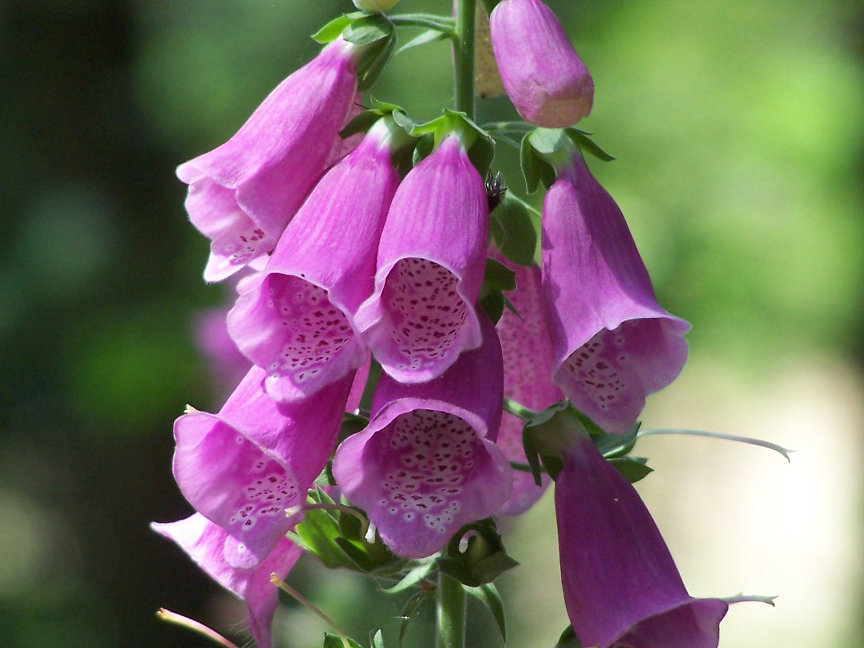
554;625;584;648
490;196;537;266
527;128;570;155
483;258;517;291
323;633;364;648
312;14;358;44
465;583;506;642
293;503;352;569
608;456;653;483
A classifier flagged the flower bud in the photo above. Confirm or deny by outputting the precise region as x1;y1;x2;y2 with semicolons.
353;0;401;12
489;0;594;127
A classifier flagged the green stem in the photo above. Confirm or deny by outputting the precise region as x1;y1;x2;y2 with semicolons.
453;0;477;118
389;14;455;33
435;572;467;648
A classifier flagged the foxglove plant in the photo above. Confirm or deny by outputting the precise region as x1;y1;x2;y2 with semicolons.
154;3;778;648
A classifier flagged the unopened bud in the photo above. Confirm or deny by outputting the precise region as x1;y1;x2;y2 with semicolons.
352;0;401;12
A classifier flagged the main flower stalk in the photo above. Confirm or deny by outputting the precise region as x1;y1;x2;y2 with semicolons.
436;1;475;644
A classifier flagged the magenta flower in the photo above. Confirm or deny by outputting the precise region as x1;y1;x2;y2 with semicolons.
489;0;594;127
152;513;301;648
172;366;352;569
332;316;511;558
555;432;732;648
494;258;562;515
355;134;488;383
177;39;360;281
226;120;401;402
542;152;689;434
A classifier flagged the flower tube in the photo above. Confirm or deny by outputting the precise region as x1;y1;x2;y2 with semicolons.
152;513;301;648
355;134;488;383
542;152;689;434
172;366;352;569
177;39;360;281
226;119;402;402
489;0;594;127
555;431;735;648
333;316;511;558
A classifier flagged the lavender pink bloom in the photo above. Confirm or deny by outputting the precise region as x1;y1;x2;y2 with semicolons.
494;257;562;515
332;316;511;558
541;153;689;435
555;433;731;648
172;366;352;569
489;0;594;127
355;134;488;383
177;39;360;282
226;122;401;402
152;513;301;648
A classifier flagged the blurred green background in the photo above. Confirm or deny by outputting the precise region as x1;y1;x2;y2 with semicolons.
1;0;862;646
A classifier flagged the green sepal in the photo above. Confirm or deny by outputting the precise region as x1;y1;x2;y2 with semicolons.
411;110;496;176
483;258;517;291
608;456;653;483
339;412;369;443
371;629;386;648
312;12;365;44
588;418;641;458
358;359;382;417
291;489;354;569
478;289;504;324
435;519;519;587
489;194;537;267
337;505;368;542
465;583;506;642
522;402;580;480
479;0;502;13
343;13;393;46
323;633;364;648
338;102;417;174
554;625;584;648
564;127;615;162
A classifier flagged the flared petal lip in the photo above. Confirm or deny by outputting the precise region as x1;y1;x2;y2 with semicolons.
355;256;484;384
171;411;305;530
602;597;729;648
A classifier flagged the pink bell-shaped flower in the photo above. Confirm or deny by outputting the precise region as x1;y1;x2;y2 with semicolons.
542;151;689;434
172;366;352;569
152;514;301;648
354;134;488;383
333;316;511;558
177;39;360;281
226;119;402;402
556;430;746;648
489;0;594;127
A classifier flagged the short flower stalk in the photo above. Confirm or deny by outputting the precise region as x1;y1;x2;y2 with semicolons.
152;2;781;648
